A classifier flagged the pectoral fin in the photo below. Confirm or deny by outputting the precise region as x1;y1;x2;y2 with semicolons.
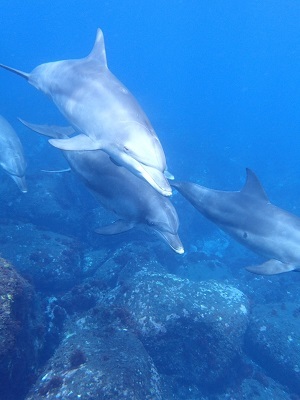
49;134;101;151
95;220;134;235
41;168;71;173
245;259;296;275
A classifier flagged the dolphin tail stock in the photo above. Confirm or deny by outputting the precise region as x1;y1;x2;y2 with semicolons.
0;64;30;80
169;181;180;189
19;119;75;139
245;259;296;275
169;180;195;195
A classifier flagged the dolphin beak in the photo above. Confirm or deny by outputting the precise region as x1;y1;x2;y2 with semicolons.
0;64;30;80
156;230;184;254
11;175;27;193
140;164;172;197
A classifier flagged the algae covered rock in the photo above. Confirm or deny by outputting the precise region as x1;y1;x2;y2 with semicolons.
0;222;83;293
26;308;163;400
245;302;300;394
0;258;40;399
0;172;87;236
109;268;249;387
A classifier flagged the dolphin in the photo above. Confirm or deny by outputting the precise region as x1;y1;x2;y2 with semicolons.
172;169;300;275
0;115;27;192
0;29;171;197
20;119;184;254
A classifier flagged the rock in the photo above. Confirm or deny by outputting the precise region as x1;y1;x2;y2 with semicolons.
108;268;249;387
245;302;300;394
218;376;292;399
0;173;88;235
92;241;166;288
59;281;103;314
212;354;293;400
26;308;163;400
0;222;83;293
0;258;41;399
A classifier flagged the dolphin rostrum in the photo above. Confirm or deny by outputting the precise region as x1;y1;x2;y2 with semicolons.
0;115;27;192
20;119;184;254
172;169;300;275
0;29;171;197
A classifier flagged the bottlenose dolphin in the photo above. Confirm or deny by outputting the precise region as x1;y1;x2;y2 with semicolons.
0;29;171;197
172;169;300;275
0;115;27;192
20;120;184;254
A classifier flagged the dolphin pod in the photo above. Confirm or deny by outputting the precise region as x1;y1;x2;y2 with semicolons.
172;169;300;275
0;29;171;197
1;29;300;274
20;120;184;255
0;115;27;192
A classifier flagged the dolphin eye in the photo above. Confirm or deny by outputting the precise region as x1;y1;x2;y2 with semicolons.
124;145;129;152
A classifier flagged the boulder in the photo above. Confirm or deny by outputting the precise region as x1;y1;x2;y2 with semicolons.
0;173;87;235
0;222;83;293
245;302;300;394
108;269;249;387
0;259;41;399
26;308;163;400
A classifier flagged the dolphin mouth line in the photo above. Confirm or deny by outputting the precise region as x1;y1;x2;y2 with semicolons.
152;228;184;254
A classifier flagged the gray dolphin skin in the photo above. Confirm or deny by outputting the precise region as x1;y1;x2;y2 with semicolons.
20;120;184;254
0;29;171;197
0;115;27;192
172;168;300;275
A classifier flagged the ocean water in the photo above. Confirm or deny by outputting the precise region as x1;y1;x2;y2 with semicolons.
1;1;300;399
2;1;300;186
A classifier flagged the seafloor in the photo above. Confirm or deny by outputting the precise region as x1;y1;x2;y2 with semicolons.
0;172;299;400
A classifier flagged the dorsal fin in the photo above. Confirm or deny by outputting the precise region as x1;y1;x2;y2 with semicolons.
241;168;269;202
86;28;107;67
19;118;75;139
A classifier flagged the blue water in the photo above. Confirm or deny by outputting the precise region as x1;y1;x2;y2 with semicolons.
2;1;300;192
1;1;300;399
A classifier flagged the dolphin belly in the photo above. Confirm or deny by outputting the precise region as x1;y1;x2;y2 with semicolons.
0;115;27;192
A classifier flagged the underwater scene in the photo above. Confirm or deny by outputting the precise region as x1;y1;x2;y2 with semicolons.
1;1;300;399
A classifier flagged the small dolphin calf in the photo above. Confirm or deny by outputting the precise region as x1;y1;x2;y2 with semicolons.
0;115;27;192
172;169;300;275
20;120;183;254
0;29;171;197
